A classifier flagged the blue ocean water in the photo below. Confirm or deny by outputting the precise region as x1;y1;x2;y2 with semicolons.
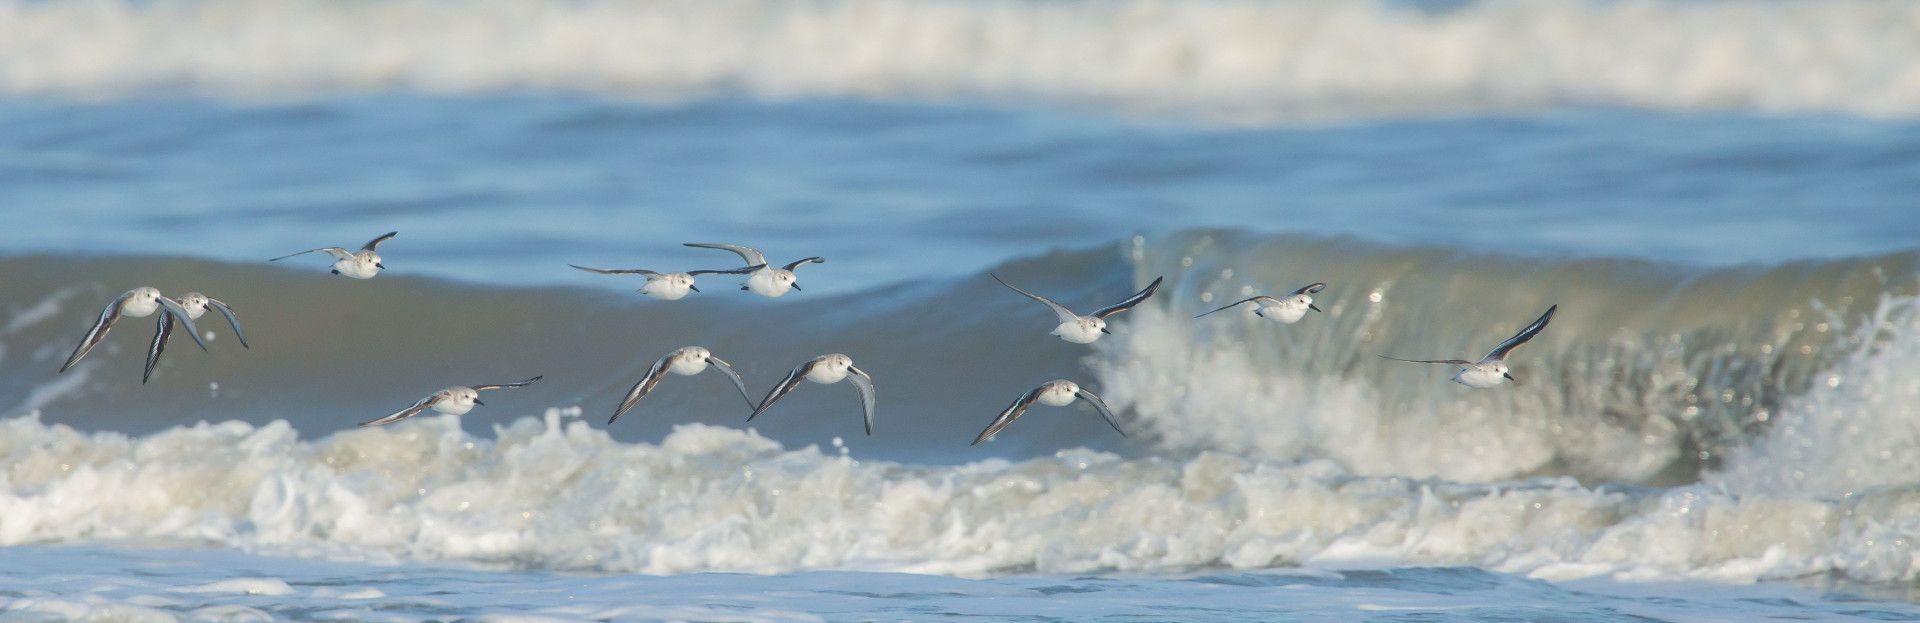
4;1;1920;621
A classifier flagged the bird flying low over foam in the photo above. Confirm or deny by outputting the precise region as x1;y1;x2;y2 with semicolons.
1195;282;1327;324
683;242;824;298
270;231;395;279
60;287;208;375
973;379;1126;445
360;376;543;427
607;346;754;424
1379;304;1558;388
993;274;1164;344
748;353;875;435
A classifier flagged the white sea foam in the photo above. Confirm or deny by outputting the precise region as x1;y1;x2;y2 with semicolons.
1089;304;1681;484
1711;293;1920;498
0;0;1916;121
2;406;1919;583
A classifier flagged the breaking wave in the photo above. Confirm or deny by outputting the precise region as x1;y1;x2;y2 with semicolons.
2;0;1918;122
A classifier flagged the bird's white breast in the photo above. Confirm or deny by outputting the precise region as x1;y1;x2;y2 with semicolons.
1453;366;1507;389
1053;320;1102;343
746;270;791;297
1037;388;1077;407
335;257;379;279
123;296;163;317
1261;298;1309;324
669;356;708;376
642;277;693;300
807;365;849;384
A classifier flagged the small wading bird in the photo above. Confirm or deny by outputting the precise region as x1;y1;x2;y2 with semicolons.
749;354;875;435
142;292;249;383
607;346;754;424
1194;282;1327;324
60;288;208;374
992;274;1164;344
973;379;1126;445
270;231;396;279
1379;304;1558;388
569;263;765;301
360;376;543;427
683;242;824;298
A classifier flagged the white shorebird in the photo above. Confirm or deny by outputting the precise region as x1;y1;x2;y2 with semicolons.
270;231;396;279
359;376;543;427
1194;282;1327;324
569;263;765;301
683;243;824;298
992;274;1164;344
59;288;208;374
607;346;754;424
1379;304;1558;388
972;380;1126;446
748;354;875;435
142;292;249;384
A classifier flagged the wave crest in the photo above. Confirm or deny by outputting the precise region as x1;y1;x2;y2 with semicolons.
3;0;1918;121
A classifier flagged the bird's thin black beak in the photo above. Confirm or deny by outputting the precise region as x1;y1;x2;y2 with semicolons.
689;285;701;292
376;262;386;269
1309;303;1323;312
1503;373;1516;382
1101;327;1112;334
792;283;803;291
474;399;486;406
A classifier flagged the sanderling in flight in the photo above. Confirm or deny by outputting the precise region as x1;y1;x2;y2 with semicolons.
59;288;208;374
142;292;249;384
359;376;543;427
972;379;1126;446
1379;304;1557;388
607;346;754;424
1195;282;1327;324
992;274;1164;344
569;263;766;301
683;243;824;298
270;231;396;279
748;353;875;435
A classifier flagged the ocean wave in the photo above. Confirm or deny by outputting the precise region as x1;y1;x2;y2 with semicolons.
2;233;1916;485
3;411;1919;583
1;0;1917;121
1093;232;1919;484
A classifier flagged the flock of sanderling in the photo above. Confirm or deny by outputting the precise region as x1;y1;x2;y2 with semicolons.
56;231;1558;445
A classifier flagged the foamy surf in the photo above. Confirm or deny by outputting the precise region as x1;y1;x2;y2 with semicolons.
1;0;1918;121
11;545;1916;623
3;404;1919;583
